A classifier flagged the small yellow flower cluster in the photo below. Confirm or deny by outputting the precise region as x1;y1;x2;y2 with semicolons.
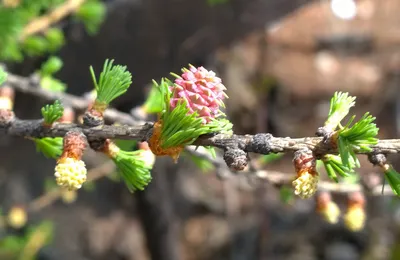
7;206;27;229
54;131;87;190
292;170;319;199
317;192;341;224
0;97;13;110
55;157;87;191
320;201;341;224
344;205;366;232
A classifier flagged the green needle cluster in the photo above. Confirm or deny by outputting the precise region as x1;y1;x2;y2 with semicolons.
41;100;64;125
90;59;132;107
112;149;153;192
321;92;379;188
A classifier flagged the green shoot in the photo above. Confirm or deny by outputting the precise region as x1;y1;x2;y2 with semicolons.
90;59;132;105
325;92;356;131
41;100;64;125
75;0;106;35
143;81;164;114
34;137;63;159
338;112;378;169
112;149;153;192
384;165;400;196
40;76;66;92
40;56;63;76
322;155;355;183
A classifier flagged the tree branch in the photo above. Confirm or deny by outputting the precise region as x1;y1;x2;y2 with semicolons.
3;69;398;198
2;119;153;140
186;147;395;196
20;0;87;41
2;118;400;156
6;73;142;125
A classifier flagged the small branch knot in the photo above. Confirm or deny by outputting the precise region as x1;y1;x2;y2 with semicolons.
368;152;387;166
247;133;273;154
83;110;104;127
223;148;248;171
315;126;330;137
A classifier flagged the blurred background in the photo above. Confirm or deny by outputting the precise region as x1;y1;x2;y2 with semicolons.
1;0;400;259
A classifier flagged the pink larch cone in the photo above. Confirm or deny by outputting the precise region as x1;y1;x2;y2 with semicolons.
170;65;227;124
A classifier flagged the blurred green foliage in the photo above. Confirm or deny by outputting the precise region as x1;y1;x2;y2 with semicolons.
0;208;54;260
75;0;106;35
0;0;105;62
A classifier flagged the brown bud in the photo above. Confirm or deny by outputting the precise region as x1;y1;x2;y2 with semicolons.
83;109;104;127
61;131;87;160
293;149;316;173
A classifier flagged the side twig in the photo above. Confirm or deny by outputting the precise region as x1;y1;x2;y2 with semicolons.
20;0;87;41
6;74;141;125
187;147;393;196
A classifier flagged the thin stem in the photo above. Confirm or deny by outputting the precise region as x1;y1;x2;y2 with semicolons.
20;0;87;41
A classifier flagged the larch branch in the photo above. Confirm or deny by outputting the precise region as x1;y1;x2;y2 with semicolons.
6;73;141;125
1;118;400;156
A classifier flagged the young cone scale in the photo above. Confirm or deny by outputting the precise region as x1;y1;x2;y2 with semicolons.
170;65;227;124
34;106;73;160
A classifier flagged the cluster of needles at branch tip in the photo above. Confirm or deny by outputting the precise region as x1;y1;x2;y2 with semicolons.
85;59;155;192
